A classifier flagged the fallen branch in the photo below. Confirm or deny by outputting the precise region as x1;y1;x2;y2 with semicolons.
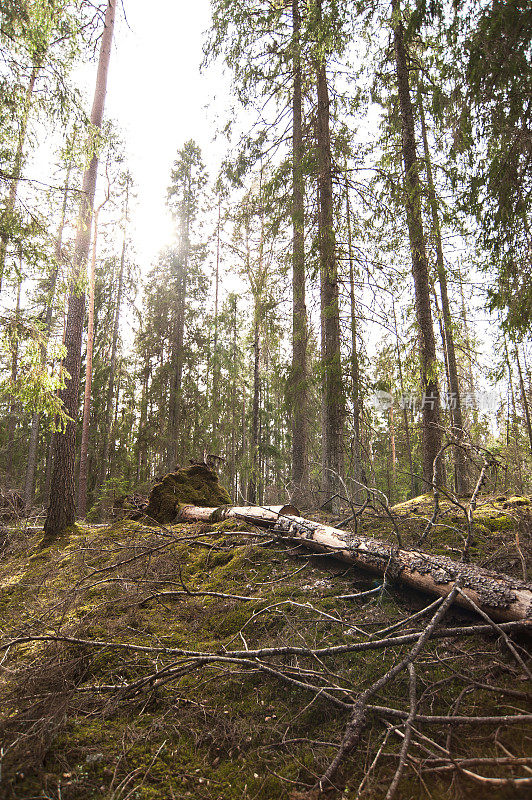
385;663;417;800
2;620;530;658
368;707;532;725
176;504;532;622
315;587;458;791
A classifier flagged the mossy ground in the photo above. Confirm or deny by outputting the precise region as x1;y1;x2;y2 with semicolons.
0;494;530;799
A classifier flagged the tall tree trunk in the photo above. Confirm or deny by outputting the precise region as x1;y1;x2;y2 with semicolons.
345;173;364;493
389;399;396;495
290;0;309;505
240;393;247;500
315;0;343;510
0;62;39;295
247;308;260;505
418;88;468;494
515;345;532;456
392;300;416;498
44;0;116;542
24;156;72;511
99;186;128;493
43;430;55;504
393;0;442;488
166;257;186;469
78;203;104;517
230;295;238;499
5;275;22;481
434;290;451;395
458;264;476;398
166;184;190;470
44;302;68;505
523;349;532;401
504;335;524;493
136;355;150;482
430;290;449;490
109;366;121;478
24;415;41;508
212;195;221;421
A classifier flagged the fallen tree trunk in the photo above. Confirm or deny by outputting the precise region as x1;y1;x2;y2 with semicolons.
175;504;532;622
177;504;299;525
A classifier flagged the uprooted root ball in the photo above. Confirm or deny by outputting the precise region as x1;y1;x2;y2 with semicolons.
142;465;232;523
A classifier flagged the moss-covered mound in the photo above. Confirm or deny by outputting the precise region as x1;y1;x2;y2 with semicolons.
143;465;232;523
0;499;530;799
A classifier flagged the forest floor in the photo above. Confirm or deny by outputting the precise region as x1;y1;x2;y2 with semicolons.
0;492;531;799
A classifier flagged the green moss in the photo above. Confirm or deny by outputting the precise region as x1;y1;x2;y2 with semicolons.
478;514;514;531
143;465;231;523
1;498;530;800
391;493;434;514
503;495;530;507
205;517;243;533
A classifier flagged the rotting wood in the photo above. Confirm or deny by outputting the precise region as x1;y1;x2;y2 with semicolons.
175;504;532;622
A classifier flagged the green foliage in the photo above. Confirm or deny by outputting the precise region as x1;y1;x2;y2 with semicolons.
167;139;207;223
87;474;135;521
0;314;67;426
463;0;532;333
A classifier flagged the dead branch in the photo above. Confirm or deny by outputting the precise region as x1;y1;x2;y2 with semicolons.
385;663;417;800
315;588;459;792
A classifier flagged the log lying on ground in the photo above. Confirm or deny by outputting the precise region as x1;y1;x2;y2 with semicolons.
177;504;299;525
175;504;532;623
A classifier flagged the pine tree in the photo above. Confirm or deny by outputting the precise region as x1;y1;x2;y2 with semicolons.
314;0;344;509
44;0;116;541
97;172;132;495
165;141;207;469
417;86;468;494
392;0;442;488
290;0;309;505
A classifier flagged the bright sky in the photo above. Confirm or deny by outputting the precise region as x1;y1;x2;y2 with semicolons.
103;0;228;266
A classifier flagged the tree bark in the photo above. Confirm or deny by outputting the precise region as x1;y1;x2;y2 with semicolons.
392;300;416;498
393;0;442;488
345;173;364;493
212;195;221;421
457;264;476;398
98;177;130;497
504;336;524;493
43;305;68;506
78;202;104;517
166;257;185;469
389;400;396;500
166;199;190;471
136;354;150;483
247;308;260;504
178;504;532;623
315;0;343;510
44;0;116;542
418;89;468;494
515;346;532;456
290;0;309;506
5;275;22;481
230;294;238;498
